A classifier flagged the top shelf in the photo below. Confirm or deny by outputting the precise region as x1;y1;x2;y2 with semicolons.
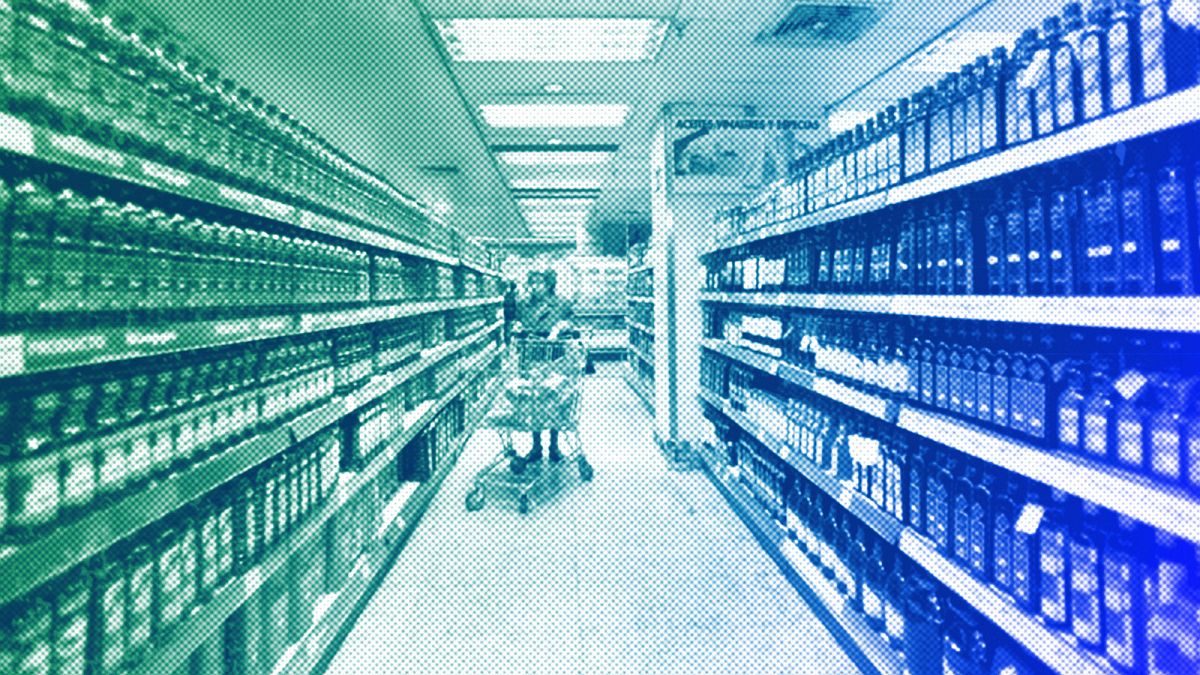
0;112;498;274
703;86;1200;256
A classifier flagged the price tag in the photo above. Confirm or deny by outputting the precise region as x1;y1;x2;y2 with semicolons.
1114;370;1149;400
1015;502;1045;535
848;435;882;467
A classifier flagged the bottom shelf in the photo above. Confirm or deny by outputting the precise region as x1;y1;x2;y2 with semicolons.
695;445;906;675
274;374;502;675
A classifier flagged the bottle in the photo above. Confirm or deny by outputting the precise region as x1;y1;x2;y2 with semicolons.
935;333;951;411
885;105;903;187
991;477;1018;594
1054;4;1085;130
902;90;929;180
921;203;939;294
9;597;52;675
969;471;994;581
976;344;994;423
125;541;154;667
1070;501;1106;650
1081;1;1112;120
963;61;983;159
9;386;62;540
1079;154;1122;295
950;70;969;163
953;464;976;564
1047;168;1079;295
1119;146;1155;296
926;452;953;553
884;553;908;648
1008;31;1038;145
1004;183;1029;296
903;572;945;675
89;553;127;675
1108;0;1139;112
991;346;1012;430
1017;339;1054;441
1057;358;1088;453
1039;489;1072;628
1147;339;1192;483
928;78;952;172
52;573;89;675
1155;143;1194;295
1028;22;1057;137
1012;486;1041;612
952;195;974;295
862;535;886;631
1024;177;1050;296
1138;0;1200;101
8;179;56;315
984;188;1007;294
982;48;1006;152
936;198;954;295
153;526;183;640
1104;515;1149;672
1083;351;1120;462
1113;339;1153;472
1144;532;1196;675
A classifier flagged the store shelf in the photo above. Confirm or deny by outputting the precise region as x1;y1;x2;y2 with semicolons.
626;319;655;336
698;390;903;545
702;85;1200;256
130;363;500;675
700;291;1200;334
700;340;896;421
626;296;653;305
0;112;487;268
697;446;905;675
623;364;654;413
0;296;501;378
898;530;1117;675
897;406;1200;547
629;343;655;368
274;375;501;675
0;321;501;607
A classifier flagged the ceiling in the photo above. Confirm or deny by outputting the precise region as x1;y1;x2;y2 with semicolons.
134;0;1070;251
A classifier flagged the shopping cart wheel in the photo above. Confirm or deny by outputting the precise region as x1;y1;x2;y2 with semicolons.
518;494;530;514
466;489;485;512
578;457;594;482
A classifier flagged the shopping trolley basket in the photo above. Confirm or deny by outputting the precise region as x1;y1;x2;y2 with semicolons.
465;334;594;514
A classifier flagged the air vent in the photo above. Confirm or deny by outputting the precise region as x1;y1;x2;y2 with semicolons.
757;0;889;47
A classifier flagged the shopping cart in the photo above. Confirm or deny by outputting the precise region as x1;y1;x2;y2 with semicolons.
465;333;594;514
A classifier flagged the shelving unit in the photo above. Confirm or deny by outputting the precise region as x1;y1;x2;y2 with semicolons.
624;258;655;413
134;361;501;675
695;76;1200;675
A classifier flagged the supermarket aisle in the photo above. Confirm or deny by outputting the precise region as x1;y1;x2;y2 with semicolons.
325;369;863;675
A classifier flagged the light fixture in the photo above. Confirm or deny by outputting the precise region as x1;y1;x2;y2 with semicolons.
827;109;875;133
547;138;564;145
479;104;629;128
518;198;595;210
511;178;603;190
544;83;565;93
498;151;613;165
434;18;669;62
902;30;1018;73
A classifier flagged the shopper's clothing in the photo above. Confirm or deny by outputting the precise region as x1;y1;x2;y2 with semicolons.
515;294;574;336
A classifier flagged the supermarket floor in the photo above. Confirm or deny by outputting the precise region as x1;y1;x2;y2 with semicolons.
324;364;864;675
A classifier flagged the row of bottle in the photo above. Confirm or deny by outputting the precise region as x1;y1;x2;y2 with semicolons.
708;134;1200;297
715;0;1200;240
0;428;341;675
709;399;1200;675
722;433;1045;675
705;309;1200;493
626;267;653;298
0;175;495;325
0;314;490;543
0;0;464;254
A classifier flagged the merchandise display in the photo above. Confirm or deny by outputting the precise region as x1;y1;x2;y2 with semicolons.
625;259;655;411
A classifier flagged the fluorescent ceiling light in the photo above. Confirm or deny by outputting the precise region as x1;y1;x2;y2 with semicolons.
498;151;613;166
434;18;668;62
547;138;565;145
511;178;603;190
902;30;1018;73
525;211;589;224
544;83;565;93
518;198;595;210
827;109;874;133
480;104;629;128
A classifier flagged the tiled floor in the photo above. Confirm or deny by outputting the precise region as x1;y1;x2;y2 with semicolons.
325;370;863;674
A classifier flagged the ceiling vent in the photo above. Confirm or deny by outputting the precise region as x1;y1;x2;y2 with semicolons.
757;0;890;47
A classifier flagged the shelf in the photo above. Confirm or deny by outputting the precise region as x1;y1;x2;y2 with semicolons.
899;530;1117;675
697;447;905;675
275;375;500;675
626;319;655;336
698;390;903;545
626;296;653;305
702;85;1200;256
129;363;499;675
0;111;497;270
897;406;1200;547
0;321;501;607
700;340;896;421
0;296;501;378
623;364;654;413
699;291;1200;334
629;344;655;368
